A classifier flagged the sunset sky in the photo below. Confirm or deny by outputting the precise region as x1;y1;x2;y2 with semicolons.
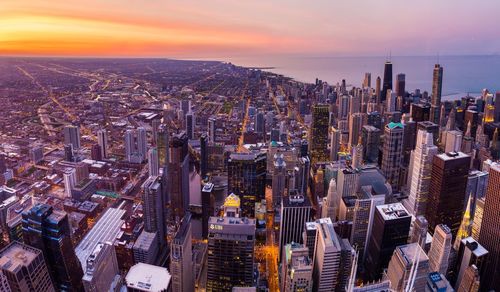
1;0;500;58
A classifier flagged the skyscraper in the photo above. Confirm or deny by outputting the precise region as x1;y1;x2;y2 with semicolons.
156;124;170;168
395;73;406;98
309;104;330;164
228;152;266;217
279;194;312;260
312;218;354;292
457;265;481;292
0;241;55;292
82;242;121;292
430;64;444;124
455;237;488;290
206;195;256;292
124;127;147;163
22;204;84;291
381;122;404;191
426;152;470;238
361;125;381;163
477;161;500;290
386;243;430;292
97;129;108;159
64;125;81;150
272;154;286;207
365;203;411;281
169;131;190;220
428;224;452;275
147;147;159;177
185;110;195;140
207;117;216;143
348;113;366;149
404;130;438;216
330;126;341;161
142;175;167;253
281;243;313;292
200;133;208;178
171;213;194;292
381;61;392;102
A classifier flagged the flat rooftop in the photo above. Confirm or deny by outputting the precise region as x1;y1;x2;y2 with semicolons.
126;263;171;291
0;242;41;273
376;203;410;220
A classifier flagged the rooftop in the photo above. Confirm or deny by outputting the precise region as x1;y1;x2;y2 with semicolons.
377;203;410;220
0;242;41;273
126;262;171;291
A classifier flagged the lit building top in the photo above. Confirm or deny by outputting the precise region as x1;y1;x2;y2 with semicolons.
376;203;410;221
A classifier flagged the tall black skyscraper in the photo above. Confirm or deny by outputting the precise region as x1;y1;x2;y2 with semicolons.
381;61;393;102
228;152;266;217
200;133;208;178
395;73;405;98
430;64;444;124
22;204;84;291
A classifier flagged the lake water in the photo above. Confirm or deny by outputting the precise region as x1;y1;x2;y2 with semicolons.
223;55;500;100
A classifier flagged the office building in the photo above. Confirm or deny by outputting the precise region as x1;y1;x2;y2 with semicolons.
171;213;193;292
395;73;405;98
200;133;208;178
365;203;411;281
330;126;341;161
445;130;463;153
428;224;452;275
133;231;159;265
22;204;84;291
386;243;430;292
75;207;125;282
477;162;500;290
228;152;266;217
206;197;256;292
169;132;190;220
142;176;167;251
156;124;169;168
312;218;354;292
279;194;311;260
404;130;438;216
82;242;121;292
0;241;55;292
148;147;159;177
426;272;454;292
272;154;287;208
97;129;108;159
297;156;310;196
361;125;381;164
322;179;337;221
185;111;195;140
125;263;171;292
457;265;480;292
64;143;74;162
409;215;429;250
309;104;330;164
381;122;404;190
381;61;393;102
348;113;366;149
29;145;43;164
63;168;76;198
125;127;147;163
430;64;444;124
455;237;488;290
350;187;385;262
281;243;313;292
64;125;81;150
426;152;470;238
201;183;215;239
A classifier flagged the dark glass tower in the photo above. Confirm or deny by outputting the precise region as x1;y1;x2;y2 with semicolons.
426;152;470;239
22;204;84;291
381;61;393;102
200;133;208;178
430;64;443;124
365;203;411;281
169;131;190;220
309;104;330;164
228;152;266;218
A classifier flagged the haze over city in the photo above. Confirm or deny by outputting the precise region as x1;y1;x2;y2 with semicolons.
2;0;500;58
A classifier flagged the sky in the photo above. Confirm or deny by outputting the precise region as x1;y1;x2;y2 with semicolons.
1;0;500;58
